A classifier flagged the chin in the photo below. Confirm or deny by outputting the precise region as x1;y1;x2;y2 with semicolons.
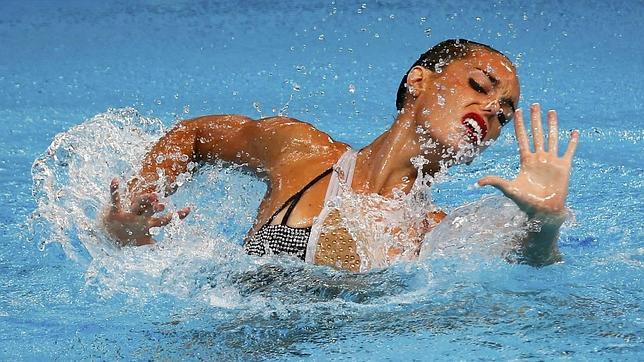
450;138;486;165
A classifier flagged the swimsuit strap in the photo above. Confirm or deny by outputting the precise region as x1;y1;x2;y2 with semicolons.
266;167;334;226
304;148;359;264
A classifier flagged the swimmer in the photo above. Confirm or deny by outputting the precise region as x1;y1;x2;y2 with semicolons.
102;39;579;271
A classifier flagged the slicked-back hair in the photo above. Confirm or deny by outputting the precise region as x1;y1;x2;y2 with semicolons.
395;39;509;111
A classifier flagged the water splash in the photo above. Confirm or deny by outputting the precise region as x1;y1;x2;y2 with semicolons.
28;108;262;302
420;196;528;261
30;108;166;262
28;108;535;306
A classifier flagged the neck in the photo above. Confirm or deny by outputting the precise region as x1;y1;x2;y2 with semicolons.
353;112;444;196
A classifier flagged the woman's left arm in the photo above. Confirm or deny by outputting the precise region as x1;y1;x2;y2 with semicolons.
478;103;579;266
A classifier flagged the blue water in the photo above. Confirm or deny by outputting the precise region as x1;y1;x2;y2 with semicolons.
1;0;642;360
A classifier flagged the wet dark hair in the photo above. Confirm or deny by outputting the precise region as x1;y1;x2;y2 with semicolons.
395;39;510;111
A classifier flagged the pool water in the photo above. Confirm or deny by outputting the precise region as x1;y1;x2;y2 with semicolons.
1;0;642;360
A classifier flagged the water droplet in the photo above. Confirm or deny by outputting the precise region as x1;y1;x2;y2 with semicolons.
437;95;445;106
318;34;325;41
292;83;301;92
183;105;190;114
424;28;432;37
348;84;356;94
419;17;427;24
475;16;482;21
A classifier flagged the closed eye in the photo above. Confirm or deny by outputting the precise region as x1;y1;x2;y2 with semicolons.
469;78;487;94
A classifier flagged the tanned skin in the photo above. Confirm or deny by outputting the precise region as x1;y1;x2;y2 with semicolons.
103;48;578;267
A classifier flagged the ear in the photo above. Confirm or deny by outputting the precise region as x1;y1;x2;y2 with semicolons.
406;66;428;97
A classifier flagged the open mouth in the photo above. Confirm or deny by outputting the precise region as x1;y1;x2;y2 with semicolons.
461;113;488;144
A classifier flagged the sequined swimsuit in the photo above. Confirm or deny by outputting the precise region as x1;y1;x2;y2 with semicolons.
244;167;333;260
244;149;358;264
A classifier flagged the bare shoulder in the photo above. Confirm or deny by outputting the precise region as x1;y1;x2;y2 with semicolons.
184;114;346;180
254;116;348;173
186;114;338;146
256;116;346;152
255;116;334;142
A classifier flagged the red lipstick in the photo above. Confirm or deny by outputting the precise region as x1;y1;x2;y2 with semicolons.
461;113;488;143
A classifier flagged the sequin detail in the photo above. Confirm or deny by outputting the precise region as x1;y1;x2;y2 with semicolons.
245;225;311;260
314;209;361;271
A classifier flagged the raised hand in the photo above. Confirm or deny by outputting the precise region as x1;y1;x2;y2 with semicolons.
478;103;579;219
102;178;190;246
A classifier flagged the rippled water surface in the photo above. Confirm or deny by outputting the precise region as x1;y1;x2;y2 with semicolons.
1;0;642;360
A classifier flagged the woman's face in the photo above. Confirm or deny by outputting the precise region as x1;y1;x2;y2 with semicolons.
409;48;520;163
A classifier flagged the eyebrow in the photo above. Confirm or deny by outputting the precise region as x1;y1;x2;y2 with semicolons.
476;67;498;85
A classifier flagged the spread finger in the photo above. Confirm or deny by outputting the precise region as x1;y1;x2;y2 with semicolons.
110;178;122;210
149;213;173;228
531;103;544;152
564;130;579;162
513;109;530;158
547;110;558;154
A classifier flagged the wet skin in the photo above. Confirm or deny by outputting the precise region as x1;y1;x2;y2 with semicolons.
103;48;578;266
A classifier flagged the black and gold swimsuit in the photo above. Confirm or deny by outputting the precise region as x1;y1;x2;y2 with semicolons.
244;149;362;271
244;167;333;260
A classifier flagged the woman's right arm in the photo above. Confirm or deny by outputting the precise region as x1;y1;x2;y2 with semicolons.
128;114;263;197
103;114;268;246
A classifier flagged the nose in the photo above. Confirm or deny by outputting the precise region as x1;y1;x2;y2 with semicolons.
484;99;501;114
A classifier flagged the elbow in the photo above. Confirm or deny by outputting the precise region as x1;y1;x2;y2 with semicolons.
170;119;202;162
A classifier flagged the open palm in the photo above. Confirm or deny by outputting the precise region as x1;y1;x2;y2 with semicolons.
479;104;579;217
